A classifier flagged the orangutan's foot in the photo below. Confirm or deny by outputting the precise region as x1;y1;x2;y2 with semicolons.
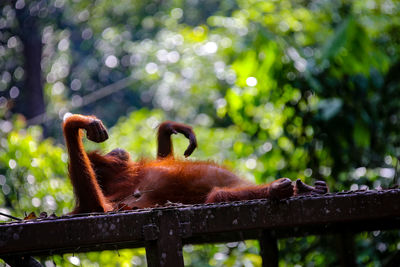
267;178;294;200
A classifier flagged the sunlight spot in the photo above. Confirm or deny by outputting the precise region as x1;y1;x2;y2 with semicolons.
131;256;142;265
214;252;227;261
304;168;312;177
145;62;158;74
225;71;236;84
221;37;232;48
71;95;83;107
2;184;10;195
14;67;24;80
373;180;382;190
45;195;57;210
193;26;204;36
8;159;16;169
61;153;68;163
2;71;11;83
52;82;65;95
167;51;180;63
146;116;160;129
15;0;25;9
0;97;7;108
171;8;183;19
1;121;13;133
245;158;257;170
70;79;81;91
215;98;227;109
377;242;387;252
9;86;20;99
278;21;289;32
260;142;272;153
142;17;154;29
44;260;56;267
54;0;65;8
69;256;80;266
246;77;257;87
181;68;193;79
382;0;394;14
58;38;69;51
204;42;218;54
384;155;392;165
184;245;194;252
156;49;168;62
50;179;60;189
319;166;331;176
294;58;307;72
32;197;41;207
195;113;211;126
360;185;369;190
380;168;395;179
164;71;175;82
353;167;366;179
27;174;35;184
77;9;89;22
214;61;225;74
31;158;38;167
105;55;118;68
46;72;56;83
0;208;11;221
350;184;358;191
277;159;286;170
82;28;93;40
160;97;174;111
7;36;18;49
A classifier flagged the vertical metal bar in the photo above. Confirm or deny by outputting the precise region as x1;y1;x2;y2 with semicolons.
336;232;356;267
145;238;184;267
145;211;184;267
259;231;279;267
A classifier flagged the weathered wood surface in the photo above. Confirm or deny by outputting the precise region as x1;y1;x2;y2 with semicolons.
1;189;400;260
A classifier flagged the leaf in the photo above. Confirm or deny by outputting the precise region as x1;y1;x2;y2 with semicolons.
353;121;370;148
321;17;354;60
231;50;258;87
24;212;37;220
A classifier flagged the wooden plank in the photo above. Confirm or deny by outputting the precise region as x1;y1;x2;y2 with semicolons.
259;231;279;267
336;233;356;267
145;210;184;267
0;189;399;258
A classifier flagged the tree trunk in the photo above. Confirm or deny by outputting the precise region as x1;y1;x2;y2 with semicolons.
14;3;45;124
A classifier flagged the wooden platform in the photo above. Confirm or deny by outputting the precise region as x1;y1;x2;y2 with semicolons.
1;189;400;266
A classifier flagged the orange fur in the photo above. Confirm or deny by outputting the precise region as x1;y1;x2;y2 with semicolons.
63;114;327;214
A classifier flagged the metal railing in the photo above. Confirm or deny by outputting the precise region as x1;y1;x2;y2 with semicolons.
1;189;400;266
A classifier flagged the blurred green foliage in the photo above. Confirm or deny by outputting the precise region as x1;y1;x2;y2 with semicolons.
0;116;72;215
1;0;400;266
